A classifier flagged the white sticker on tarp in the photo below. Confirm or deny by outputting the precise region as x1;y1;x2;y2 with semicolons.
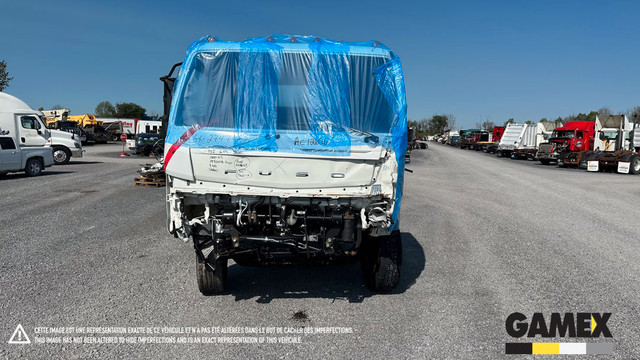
587;161;599;172
618;162;630;174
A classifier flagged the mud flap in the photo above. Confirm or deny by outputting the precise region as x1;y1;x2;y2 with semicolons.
617;162;630;174
587;161;599;172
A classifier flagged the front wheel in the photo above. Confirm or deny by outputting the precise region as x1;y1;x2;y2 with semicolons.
25;158;43;177
361;231;402;293
196;254;227;295
540;159;551;165
52;146;71;165
630;155;640;175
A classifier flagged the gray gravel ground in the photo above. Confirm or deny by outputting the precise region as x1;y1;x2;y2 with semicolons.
1;143;639;359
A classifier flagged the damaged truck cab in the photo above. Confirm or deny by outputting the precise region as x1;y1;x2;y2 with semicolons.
164;35;407;294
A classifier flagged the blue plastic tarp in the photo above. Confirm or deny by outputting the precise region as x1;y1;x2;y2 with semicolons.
166;34;407;229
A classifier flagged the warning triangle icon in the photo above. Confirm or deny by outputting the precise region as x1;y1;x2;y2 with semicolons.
8;324;31;344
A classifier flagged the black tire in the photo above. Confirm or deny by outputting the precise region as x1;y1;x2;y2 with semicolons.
540;159;551;165
361;230;401;293
630;155;640;175
579;157;590;170
196;253;227;295
25;158;43;177
52;146;71;165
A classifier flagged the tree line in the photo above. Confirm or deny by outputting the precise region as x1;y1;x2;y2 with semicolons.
94;101;147;119
36;101;148;119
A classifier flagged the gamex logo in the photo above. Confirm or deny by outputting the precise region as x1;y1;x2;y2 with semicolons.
505;312;613;355
506;312;612;338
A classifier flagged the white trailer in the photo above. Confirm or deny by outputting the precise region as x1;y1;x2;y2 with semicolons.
96;118;137;135
496;123;528;157
497;122;555;159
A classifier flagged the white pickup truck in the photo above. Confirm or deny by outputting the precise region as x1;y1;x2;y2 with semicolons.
0;135;53;176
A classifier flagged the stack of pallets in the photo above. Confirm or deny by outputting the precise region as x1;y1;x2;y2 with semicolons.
134;173;166;187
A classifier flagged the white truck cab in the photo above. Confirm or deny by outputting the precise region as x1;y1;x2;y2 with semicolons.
0;93;83;165
164;35;408;295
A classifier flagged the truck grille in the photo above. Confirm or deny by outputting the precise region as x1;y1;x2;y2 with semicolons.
538;143;554;154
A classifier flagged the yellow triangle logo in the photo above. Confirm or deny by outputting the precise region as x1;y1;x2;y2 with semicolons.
591;315;597;333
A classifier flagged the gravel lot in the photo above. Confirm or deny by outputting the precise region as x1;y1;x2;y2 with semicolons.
1;143;639;359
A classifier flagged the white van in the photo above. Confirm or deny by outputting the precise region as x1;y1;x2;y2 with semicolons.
0;93;83;165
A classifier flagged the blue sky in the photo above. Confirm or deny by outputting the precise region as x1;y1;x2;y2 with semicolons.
1;0;639;128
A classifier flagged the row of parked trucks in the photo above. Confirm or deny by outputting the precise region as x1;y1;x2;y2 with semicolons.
538;115;640;174
42;109;162;145
435;126;506;152
438;114;640;175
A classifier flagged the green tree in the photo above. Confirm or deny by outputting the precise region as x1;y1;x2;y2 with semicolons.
95;101;116;117
0;60;13;92
427;114;449;134
116;102;146;118
504;118;515;127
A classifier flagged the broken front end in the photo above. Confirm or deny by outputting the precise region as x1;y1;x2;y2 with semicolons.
167;149;399;265
163;34;407;294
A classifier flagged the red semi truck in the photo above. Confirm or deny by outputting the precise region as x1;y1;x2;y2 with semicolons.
460;126;504;151
536;121;595;165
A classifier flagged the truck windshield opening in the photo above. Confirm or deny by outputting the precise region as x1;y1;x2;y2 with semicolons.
174;51;395;136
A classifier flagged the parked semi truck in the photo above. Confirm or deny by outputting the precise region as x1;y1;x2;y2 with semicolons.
577;115;640;174
496;123;531;158
510;121;557;159
458;127;504;151
0;93;83;165
483;126;505;153
536;121;595;165
443;130;459;145
1;93;58;174
497;122;552;159
164;34;407;295
457;129;484;149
